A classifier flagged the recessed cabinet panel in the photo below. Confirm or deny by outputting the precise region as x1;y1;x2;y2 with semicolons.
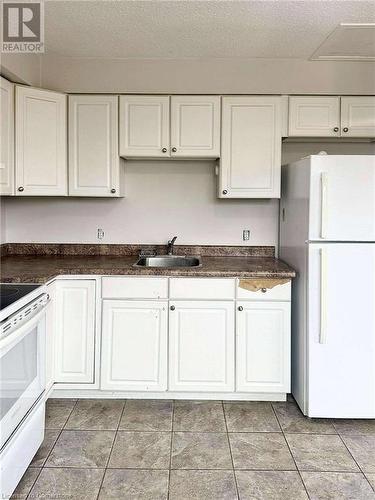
54;280;96;384
0;77;14;195
236;301;290;393
119;96;170;157
101;300;168;391
170;96;220;157
341;97;375;137
15;86;67;196
169;301;235;392
220;96;282;198
69;95;121;197
288;96;340;137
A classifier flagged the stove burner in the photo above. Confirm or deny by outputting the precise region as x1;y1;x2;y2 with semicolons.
0;284;42;311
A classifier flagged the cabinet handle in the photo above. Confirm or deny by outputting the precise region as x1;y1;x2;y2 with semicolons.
162;147;167;153
333;127;339;132
170;305;175;311
238;306;243;311
18;186;24;192
261;288;267;293
110;188;116;194
343;127;349;133
171;147;177;153
222;190;228;195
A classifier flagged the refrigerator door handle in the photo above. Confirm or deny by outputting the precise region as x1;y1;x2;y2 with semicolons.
320;172;328;239
320;248;328;344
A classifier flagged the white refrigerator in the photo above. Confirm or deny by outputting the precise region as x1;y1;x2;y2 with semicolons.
279;155;375;418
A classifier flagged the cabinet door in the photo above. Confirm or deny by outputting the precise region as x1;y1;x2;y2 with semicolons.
119;96;170;157
15;86;67;196
169;301;235;392
288;96;340;137
54;280;96;384
0;77;14;195
69;95;121;197
220;96;282;198
170;96;220;157
236;301;290;393
341;96;375;137
101;300;168;391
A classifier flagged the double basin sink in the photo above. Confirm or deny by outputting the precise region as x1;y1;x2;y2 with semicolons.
134;255;201;268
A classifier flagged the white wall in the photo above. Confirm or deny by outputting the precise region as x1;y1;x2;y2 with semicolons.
0;53;42;86
4;143;374;247
4;161;278;246
40;56;375;95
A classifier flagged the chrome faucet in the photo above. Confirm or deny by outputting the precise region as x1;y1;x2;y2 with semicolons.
167;236;177;255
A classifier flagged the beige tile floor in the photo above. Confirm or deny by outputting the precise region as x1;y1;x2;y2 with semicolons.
11;398;375;499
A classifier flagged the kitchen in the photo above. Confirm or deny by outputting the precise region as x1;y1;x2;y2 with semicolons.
1;1;375;499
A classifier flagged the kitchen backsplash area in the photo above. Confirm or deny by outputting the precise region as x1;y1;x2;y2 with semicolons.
2;142;374;247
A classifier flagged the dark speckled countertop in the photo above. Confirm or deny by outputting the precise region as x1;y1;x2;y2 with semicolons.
0;244;296;284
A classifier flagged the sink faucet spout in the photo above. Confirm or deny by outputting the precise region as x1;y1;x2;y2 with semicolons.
167;236;178;255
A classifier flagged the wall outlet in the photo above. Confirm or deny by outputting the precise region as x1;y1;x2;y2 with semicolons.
97;228;105;240
243;229;250;241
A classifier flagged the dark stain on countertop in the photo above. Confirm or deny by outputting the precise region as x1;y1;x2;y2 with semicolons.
0;244;296;284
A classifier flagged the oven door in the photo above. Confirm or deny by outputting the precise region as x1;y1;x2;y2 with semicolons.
0;307;46;449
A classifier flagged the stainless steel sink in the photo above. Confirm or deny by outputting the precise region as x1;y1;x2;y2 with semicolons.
134;255;201;268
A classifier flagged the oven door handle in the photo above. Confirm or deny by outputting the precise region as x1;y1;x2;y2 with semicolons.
0;307;47;356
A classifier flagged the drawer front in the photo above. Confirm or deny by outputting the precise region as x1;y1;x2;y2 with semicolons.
170;278;235;300
237;280;291;301
102;277;168;299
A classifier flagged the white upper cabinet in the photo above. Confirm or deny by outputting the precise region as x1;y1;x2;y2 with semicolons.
69;95;122;197
15;86;67;196
220;96;282;198
341;97;375;137
288;96;340;137
170;96;220;157
0;77;14;196
119;95;170;157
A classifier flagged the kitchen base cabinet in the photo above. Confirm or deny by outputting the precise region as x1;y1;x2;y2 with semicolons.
101;300;168;391
236;301;291;393
54;280;96;384
169;301;235;392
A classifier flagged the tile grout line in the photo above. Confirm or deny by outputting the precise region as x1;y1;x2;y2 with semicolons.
222;401;240;499
336;430;375;492
270;402;312;500
95;398;127;500
25;398;79;500
167;400;175;500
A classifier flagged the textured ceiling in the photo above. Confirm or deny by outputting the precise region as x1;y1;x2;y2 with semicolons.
44;0;375;60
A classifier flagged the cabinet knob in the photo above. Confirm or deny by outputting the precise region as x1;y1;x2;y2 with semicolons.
170;305;175;311
238;306;243;311
261;288;267;293
333;127;339;132
162;147;167;153
222;189;228;195
18;186;24;192
110;188;116;194
171;147;177;153
343;127;349;133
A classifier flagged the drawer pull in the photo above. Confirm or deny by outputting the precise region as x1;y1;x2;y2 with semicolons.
238;306;243;311
261;288;267;293
170;305;175;311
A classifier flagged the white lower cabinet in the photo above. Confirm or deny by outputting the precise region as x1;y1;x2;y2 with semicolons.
236;301;291;393
101;300;168;391
169;301;235;392
54;280;96;384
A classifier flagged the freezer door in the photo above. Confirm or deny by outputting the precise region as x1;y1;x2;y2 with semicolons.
307;243;375;418
309;156;375;241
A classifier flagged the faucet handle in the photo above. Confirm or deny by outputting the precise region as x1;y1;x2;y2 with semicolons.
168;236;178;244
